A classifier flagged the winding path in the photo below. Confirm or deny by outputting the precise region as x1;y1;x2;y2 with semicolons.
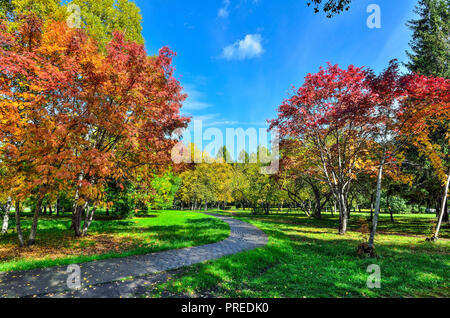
0;213;267;298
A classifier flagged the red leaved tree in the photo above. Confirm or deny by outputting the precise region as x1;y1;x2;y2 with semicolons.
270;63;376;234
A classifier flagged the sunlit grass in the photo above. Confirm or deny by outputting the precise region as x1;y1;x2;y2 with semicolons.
149;210;449;298
0;211;230;272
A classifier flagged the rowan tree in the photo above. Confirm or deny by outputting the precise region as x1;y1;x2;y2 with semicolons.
0;15;188;243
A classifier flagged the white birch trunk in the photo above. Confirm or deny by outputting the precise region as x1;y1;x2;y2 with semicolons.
433;173;450;240
1;197;12;234
368;152;386;251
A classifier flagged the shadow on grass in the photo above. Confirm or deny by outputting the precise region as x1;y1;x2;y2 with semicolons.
226;212;449;239
0;214;230;272
151;216;449;298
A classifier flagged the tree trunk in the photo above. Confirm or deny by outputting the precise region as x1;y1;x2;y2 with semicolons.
338;192;348;235
28;194;45;246
347;196;351;219
432;173;450;240
72;204;86;237
368;153;386;253
82;204;96;236
73;207;81;237
15;201;25;247
386;189;394;223
204;199;208;212
1;197;12;234
369;195;374;221
56;197;60;216
71;174;83;232
443;200;449;223
313;189;322;219
49;205;53;216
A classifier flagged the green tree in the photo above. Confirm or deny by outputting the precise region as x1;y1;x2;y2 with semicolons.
0;0;13;16
216;146;233;163
1;0;144;52
104;179;137;218
0;0;63;19
406;0;450;78
149;173;181;210
69;0;144;50
232;147;281;214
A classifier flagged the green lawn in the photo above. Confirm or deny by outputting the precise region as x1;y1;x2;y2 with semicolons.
147;210;450;298
0;211;230;272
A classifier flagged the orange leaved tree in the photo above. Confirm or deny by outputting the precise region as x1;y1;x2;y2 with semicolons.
0;15;189;244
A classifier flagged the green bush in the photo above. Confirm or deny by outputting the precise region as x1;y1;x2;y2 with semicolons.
381;195;409;214
410;204;428;214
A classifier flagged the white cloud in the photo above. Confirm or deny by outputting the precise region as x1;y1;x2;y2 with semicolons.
218;0;230;18
221;34;264;60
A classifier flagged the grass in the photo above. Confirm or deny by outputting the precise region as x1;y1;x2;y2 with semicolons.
0;211;230;272
147;210;450;298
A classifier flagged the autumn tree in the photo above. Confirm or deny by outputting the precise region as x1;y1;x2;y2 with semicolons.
0;14;67;245
231;147;281;214
363;61;449;253
270;63;375;234
277;138;331;218
405;0;449;240
0;15;188;243
1;0;144;52
400;74;450;240
64;29;188;236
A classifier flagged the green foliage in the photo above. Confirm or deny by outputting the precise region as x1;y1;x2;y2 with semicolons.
0;0;13;16
410;204;428;214
1;0;144;52
231;147;286;214
216;146;233;163
406;0;450;78
14;0;60;15
0;0;64;21
68;0;144;51
57;194;74;214
380;194;409;214
104;180;137;218
149;173;181;210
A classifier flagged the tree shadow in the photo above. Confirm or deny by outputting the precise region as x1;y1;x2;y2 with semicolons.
154;216;449;298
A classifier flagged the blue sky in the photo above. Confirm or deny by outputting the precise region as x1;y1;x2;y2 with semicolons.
134;0;418;156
